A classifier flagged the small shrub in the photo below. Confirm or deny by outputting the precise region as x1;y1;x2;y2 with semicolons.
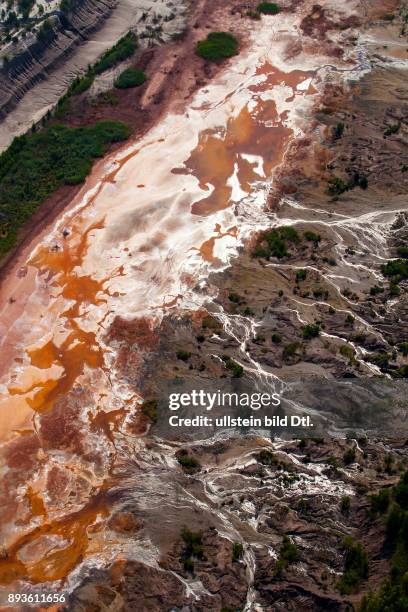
370;488;390;515
328;176;349;195
384;122;400;137
228;292;242;303
333;122;345;139
232;542;244;561
327;456;339;469
177;452;201;471
141;399;158;423
196;32;238;61
257;2;280;14
296;269;307;282
258;449;279;466
302;323;320;339
115;67;146;89
340;344;355;362
272;333;282;343
283;342;300;361
222;356;244;377
275;535;299;575
70;75;94;95
382;259;408;284
176;350;191;361
399;342;408;357
396;246;408;259
337;536;368;594
341;495;351;514
343;447;356;465
180;527;204;573
370;285;384;295
304;230;320;244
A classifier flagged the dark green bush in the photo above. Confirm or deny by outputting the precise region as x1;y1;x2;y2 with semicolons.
343;447;356;465
370;488;391;515
232;542;244;561
222;356;244;377
257;2;280;14
70;75;94;96
196;32;238;61
337;536;368;594
397;246;408;258
176;350;191;361
384;122;400;137
399;342;408;356
258;449;279;466
275;535;299;574
177;453;201;470
304;230;321;244
394;472;408;510
382;259;408;284
253;226;299;259
283;342;300;361
228;292;242;303
341;495;351;514
115;67;146;89
181;527;204;573
141;399;158;423
302;323;320;339
333;122;345;139
328;176;349;195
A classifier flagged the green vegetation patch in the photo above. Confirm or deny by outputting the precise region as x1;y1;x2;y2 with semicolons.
94;32;137;75
328;172;368;195
397;246;408;259
196;32;239;62
382;259;408;284
257;2;280;14
361;472;408;610
343;446;356;465
222;355;244;377
338;536;368;594
177;450;201;472
253;226;299;259
141;399;158;423
180;527;204;573
340;344;355;363
115;68;146;89
0;121;130;255
275;535;299;574
69;75;94;96
302;322;320;340
232;542;244;561
57;32;138;103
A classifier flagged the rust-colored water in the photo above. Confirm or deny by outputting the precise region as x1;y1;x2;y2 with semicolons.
0;46;316;593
